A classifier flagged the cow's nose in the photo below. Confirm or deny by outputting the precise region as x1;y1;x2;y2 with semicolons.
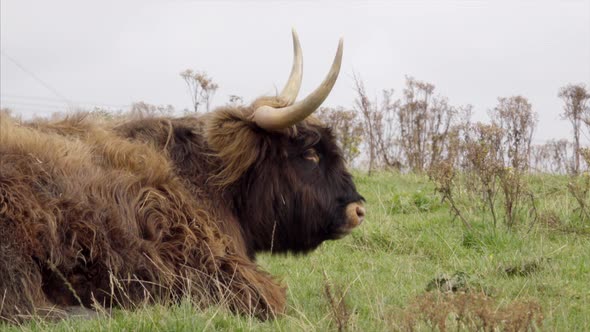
355;205;366;224
345;202;366;228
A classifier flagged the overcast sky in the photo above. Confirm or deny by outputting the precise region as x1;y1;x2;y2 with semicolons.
1;0;589;142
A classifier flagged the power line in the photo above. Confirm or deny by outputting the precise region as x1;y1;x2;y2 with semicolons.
1;94;130;109
1;50;72;105
1;94;71;103
1;101;65;109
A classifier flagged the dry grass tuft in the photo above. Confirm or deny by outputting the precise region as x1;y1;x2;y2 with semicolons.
537;210;562;229
395;291;543;332
323;271;351;332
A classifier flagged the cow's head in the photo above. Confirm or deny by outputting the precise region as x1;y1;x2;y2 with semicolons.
205;30;365;257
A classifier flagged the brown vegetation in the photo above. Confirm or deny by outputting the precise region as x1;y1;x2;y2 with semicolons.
559;84;590;175
323;271;351;332
316;106;364;165
334;74;589;232
397;291;543;332
180;69;219;113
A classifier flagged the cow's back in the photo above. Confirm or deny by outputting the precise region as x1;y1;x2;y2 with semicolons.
0;113;233;315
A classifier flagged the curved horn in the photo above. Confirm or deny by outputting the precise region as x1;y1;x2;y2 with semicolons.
279;29;303;105
253;38;343;131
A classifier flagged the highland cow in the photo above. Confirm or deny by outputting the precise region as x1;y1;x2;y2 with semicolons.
0;30;365;323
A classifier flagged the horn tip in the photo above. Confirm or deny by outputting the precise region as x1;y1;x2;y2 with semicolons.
336;39;344;59
291;29;301;48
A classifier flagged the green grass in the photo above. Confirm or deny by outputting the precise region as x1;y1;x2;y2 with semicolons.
3;172;590;331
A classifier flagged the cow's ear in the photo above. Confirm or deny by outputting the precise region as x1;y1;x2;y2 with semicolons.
303;148;320;164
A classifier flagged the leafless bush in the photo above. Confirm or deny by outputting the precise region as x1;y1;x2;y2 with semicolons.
353;74;467;174
530;140;576;174
227;94;244;107
490;96;537;172
530;144;550;173
431;119;538;229
428;127;473;230
567;148;590;221
487;96;537;228
462;123;504;227
316;106;364;165
353;78;404;172
86;107;122;120
129;102;175;119
559;83;590;175
442;108;473;170
375;89;404;171
180;69;219;113
428;159;473;230
397;77;465;173
497;167;526;228
397;77;434;172
430;118;535;230
353;73;382;174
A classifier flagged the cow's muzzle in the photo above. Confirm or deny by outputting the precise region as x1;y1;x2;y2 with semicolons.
344;201;366;229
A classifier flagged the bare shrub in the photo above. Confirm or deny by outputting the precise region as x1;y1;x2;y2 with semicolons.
352;74;469;174
375;89;403;171
431;118;538;229
428;158;473;231
430;121;504;229
442;108;473;170
559;83;590;175
227;94;244;107
86;107;123;120
397;77;434;172
397;77;461;173
490;96;537;172
497;168;523;228
462;123;504;227
129;102;175;119
352;74;410;173
530;140;575;174
316;106;364;165
427;113;478;231
180;69;219;113
530;144;551;174
488;96;537;228
353;73;382;175
567;148;590;221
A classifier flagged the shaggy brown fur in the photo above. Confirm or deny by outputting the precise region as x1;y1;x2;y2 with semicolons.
0;96;363;323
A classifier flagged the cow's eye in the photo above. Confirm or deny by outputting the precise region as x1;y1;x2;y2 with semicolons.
303;148;320;164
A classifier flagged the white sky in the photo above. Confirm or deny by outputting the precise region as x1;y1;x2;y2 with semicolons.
1;0;589;143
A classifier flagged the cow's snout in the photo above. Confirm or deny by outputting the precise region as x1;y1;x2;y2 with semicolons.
345;202;366;228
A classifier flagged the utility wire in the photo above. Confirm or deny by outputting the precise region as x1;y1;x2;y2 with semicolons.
1;101;65;109
1;94;130;109
1;50;72;106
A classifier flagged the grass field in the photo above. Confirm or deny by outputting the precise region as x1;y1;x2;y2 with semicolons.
3;172;590;331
